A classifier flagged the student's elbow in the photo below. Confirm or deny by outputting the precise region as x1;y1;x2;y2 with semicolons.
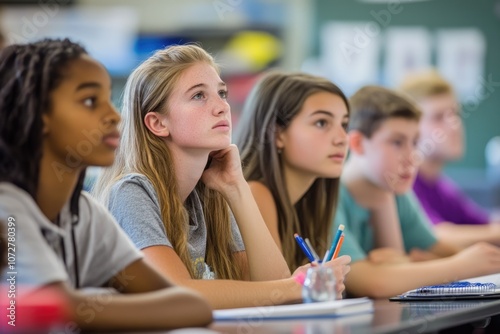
172;287;213;327
191;297;213;327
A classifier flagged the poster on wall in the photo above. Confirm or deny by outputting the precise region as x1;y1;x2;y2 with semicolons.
436;28;486;102
320;22;381;96
384;27;432;88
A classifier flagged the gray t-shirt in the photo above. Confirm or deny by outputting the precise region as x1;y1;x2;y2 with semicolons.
107;173;245;279
0;183;142;293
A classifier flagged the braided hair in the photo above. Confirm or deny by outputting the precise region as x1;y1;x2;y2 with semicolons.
0;38;88;212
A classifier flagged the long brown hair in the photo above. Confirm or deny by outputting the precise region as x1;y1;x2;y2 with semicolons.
93;45;241;279
235;71;349;270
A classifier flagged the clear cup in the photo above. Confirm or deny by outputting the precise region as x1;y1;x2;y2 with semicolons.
302;266;336;303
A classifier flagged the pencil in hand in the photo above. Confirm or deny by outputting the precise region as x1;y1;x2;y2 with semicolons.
326;224;344;261
332;234;345;259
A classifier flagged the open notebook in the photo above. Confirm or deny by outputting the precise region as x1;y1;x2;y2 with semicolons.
390;273;500;301
213;297;372;320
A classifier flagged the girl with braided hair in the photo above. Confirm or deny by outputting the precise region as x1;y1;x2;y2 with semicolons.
0;38;212;331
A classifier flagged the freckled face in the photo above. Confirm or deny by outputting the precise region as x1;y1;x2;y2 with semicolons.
165;62;231;152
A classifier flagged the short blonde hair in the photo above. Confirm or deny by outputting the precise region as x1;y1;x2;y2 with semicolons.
399;69;454;101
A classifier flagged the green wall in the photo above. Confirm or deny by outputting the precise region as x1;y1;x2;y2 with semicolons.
313;0;500;169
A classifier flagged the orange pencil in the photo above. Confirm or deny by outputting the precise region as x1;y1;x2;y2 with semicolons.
332;234;345;259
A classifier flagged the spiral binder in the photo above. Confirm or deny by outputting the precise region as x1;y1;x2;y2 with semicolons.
409;281;497;296
402;301;483;317
390;274;500;301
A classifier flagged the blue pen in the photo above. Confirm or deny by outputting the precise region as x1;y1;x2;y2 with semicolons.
294;233;316;262
326;224;344;261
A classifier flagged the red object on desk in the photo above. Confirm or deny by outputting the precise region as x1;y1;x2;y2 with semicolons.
1;286;71;332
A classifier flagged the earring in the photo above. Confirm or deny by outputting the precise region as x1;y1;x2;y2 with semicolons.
277;148;282;154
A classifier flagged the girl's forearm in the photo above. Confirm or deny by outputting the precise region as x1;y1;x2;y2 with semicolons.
180;277;301;309
347;257;464;298
66;286;212;330
224;181;292;280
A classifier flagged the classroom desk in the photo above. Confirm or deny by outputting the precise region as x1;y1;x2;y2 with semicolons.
209;299;500;334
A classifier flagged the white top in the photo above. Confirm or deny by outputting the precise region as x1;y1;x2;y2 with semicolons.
0;182;142;293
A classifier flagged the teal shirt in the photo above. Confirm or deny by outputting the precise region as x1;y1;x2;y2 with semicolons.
334;184;438;263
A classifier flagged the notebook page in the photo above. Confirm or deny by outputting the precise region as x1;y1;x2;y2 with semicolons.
213;297;372;320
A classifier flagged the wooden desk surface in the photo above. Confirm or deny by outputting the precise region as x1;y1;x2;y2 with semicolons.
210;299;500;334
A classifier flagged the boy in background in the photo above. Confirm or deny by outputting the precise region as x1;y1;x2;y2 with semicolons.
334;85;500;298
400;70;500;248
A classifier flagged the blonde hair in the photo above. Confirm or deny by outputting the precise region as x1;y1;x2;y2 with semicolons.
93;45;241;280
399;69;454;101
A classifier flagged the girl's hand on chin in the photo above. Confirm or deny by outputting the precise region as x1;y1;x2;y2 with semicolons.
201;144;245;195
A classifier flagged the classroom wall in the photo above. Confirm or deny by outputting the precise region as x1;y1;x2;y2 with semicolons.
77;0;312;71
312;0;500;170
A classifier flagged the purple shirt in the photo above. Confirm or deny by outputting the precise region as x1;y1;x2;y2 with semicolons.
413;173;489;225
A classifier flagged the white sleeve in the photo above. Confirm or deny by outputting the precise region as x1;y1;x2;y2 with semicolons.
75;193;143;288
0;198;68;293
